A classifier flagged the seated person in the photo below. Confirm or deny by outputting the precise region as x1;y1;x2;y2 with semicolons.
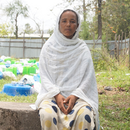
35;8;99;130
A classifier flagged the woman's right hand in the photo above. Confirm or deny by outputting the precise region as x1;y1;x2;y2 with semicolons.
54;93;67;114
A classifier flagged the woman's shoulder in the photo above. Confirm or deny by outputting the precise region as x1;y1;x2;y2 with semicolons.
78;39;90;51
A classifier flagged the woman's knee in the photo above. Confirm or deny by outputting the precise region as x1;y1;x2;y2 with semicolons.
77;106;93;121
39;108;58;129
39;108;57;121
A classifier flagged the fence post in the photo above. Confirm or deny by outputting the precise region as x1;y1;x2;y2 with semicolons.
23;33;25;58
9;37;11;57
129;32;130;70
115;34;117;59
92;33;96;58
121;32;123;56
125;33;126;55
117;35;120;63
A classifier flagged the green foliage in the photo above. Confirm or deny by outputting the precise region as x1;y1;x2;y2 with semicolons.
0;23;13;37
101;0;130;39
24;23;35;34
88;0;130;39
4;0;29;38
79;21;91;40
4;0;28;19
92;45;129;72
92;48;118;71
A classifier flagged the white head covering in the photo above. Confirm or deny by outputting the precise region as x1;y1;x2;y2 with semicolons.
54;9;81;46
35;9;99;130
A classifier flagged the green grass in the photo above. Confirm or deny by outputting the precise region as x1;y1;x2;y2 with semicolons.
99;93;130;130
96;70;130;130
0;70;130;129
96;69;130;92
0;93;37;103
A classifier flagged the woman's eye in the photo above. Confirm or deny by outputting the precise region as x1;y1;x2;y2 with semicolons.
71;21;76;23
62;20;66;23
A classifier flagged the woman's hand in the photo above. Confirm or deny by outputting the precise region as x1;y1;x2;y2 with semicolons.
63;95;79;115
54;93;67;114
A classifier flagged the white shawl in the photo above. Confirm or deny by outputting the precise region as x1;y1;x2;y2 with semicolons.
35;9;99;130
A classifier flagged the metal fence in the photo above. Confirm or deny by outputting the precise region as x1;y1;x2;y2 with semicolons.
0;38;103;58
0;38;45;58
0;36;129;60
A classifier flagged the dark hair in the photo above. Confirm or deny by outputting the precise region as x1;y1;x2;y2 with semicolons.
59;9;78;25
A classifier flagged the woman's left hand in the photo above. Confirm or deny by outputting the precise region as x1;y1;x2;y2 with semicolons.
63;95;78;114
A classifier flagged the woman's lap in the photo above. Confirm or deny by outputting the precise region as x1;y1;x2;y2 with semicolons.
39;98;95;130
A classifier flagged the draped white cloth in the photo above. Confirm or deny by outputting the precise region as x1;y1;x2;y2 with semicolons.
35;9;99;130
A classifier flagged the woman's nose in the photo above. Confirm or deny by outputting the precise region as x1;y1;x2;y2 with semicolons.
66;21;71;26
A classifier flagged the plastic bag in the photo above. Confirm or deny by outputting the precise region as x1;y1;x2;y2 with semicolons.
20;75;35;86
3;71;16;79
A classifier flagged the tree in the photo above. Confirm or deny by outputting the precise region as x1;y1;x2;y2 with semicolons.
30;17;43;34
98;0;102;39
0;23;14;37
30;15;44;39
4;0;29;38
63;0;91;21
101;0;130;39
24;23;35;34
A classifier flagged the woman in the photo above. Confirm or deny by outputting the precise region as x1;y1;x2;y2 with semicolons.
35;9;99;130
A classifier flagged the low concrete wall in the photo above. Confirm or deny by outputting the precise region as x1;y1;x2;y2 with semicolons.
0;102;41;130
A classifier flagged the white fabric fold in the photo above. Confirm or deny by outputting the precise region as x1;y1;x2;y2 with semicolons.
35;9;99;130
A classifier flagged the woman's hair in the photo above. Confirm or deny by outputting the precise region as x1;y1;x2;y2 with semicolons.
59;9;79;25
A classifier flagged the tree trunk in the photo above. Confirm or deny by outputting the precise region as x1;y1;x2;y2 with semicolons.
98;0;102;39
83;0;86;21
15;13;18;39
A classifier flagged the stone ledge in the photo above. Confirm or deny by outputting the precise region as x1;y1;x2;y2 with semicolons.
0;102;41;130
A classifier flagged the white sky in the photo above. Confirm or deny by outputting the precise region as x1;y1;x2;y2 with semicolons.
0;0;70;32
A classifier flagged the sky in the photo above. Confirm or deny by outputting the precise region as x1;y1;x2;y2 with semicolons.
0;0;71;33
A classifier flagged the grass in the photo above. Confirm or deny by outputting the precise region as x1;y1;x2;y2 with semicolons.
0;69;130;129
96;69;130;92
99;93;130;130
96;70;130;130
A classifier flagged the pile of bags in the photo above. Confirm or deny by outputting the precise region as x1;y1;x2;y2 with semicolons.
0;55;41;96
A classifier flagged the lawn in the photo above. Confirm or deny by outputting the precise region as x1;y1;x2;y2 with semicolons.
96;70;130;130
0;70;130;130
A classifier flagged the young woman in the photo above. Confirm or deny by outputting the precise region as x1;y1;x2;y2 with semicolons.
35;9;99;130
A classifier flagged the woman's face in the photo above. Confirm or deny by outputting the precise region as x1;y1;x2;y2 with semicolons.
59;11;78;39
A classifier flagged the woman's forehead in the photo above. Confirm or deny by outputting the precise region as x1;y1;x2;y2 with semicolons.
60;10;78;22
61;12;76;19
